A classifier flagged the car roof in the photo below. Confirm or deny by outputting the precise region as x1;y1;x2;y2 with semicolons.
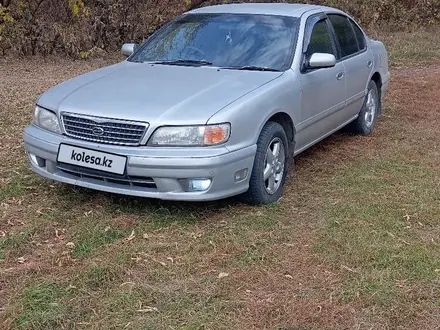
189;3;330;17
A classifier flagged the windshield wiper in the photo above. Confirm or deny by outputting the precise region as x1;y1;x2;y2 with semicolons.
152;59;213;66
221;65;280;72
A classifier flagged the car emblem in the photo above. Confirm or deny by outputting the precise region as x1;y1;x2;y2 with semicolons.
92;126;105;136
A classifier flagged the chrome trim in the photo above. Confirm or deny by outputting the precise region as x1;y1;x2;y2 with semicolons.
60;112;149;146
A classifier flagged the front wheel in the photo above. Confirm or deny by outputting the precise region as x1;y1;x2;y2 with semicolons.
241;121;290;205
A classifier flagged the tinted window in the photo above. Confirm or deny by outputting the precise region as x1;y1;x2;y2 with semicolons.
130;13;299;71
350;19;366;50
328;14;359;58
306;20;335;56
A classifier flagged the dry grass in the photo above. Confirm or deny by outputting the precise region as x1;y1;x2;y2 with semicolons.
1;29;440;329
372;27;440;67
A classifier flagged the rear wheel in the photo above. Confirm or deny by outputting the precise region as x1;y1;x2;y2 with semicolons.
349;80;380;135
241;121;290;205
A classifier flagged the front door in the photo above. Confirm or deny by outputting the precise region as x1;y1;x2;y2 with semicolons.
296;15;346;152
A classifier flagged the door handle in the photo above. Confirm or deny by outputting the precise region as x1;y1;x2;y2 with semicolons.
336;71;344;80
367;60;373;68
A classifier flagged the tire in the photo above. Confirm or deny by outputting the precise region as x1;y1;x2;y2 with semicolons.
349;80;380;136
241;121;290;205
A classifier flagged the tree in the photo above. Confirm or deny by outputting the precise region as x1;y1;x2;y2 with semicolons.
186;0;210;10
0;0;12;8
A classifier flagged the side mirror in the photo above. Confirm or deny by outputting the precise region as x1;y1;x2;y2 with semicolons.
121;43;137;57
308;53;336;69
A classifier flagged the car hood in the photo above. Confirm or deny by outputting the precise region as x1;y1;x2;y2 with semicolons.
37;61;283;125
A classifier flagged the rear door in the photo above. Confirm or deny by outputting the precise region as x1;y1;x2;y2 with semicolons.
327;14;373;117
296;14;347;151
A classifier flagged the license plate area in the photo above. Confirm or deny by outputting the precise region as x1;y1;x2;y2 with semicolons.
57;144;127;175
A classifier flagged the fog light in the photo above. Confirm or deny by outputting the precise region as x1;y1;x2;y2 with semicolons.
188;179;212;192
234;168;248;182
28;152;46;167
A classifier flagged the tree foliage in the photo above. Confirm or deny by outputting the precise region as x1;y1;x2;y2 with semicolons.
0;0;438;56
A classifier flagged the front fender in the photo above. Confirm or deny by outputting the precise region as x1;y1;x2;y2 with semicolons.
207;70;301;153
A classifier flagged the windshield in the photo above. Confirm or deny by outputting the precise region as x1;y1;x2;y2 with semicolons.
129;13;299;71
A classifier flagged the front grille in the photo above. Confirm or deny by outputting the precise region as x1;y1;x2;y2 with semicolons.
57;163;157;189
61;113;148;146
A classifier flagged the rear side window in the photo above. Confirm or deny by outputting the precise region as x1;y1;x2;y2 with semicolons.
306;20;335;56
350;19;366;50
328;14;359;58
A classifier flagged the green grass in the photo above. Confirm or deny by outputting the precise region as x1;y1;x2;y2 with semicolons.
6;155;438;328
316;158;440;306
70;224;127;258
0;230;34;260
14;282;69;330
75;264;118;289
235;245;266;267
0;168;41;202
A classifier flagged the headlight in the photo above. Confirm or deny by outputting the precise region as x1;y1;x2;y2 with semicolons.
34;106;61;134
149;123;230;146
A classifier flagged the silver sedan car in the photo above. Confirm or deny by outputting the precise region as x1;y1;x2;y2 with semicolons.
24;3;390;204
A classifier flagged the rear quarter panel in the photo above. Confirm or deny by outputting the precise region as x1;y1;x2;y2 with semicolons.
369;38;391;95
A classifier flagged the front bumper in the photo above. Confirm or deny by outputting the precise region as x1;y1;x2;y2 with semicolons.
24;125;256;201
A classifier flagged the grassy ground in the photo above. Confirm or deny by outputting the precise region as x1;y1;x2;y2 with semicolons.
373;26;440;67
1;29;439;329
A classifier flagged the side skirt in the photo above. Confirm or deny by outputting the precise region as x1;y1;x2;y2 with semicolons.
293;114;358;156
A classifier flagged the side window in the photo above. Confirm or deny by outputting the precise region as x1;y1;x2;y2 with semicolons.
306;19;335;56
328;14;359;58
350;19;366;50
